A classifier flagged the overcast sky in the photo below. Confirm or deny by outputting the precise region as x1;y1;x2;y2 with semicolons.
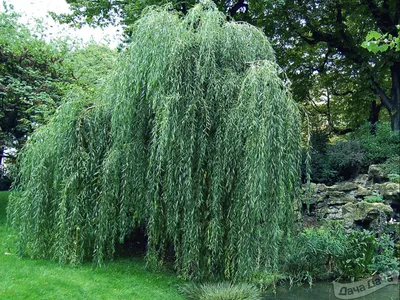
3;0;122;47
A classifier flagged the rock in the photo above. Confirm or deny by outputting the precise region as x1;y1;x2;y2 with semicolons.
368;164;383;178
324;207;343;220
354;187;372;198
342;201;393;231
380;182;400;201
353;174;369;186
327;195;355;206
315;184;327;193
327;190;346;197
336;182;359;191
368;165;387;183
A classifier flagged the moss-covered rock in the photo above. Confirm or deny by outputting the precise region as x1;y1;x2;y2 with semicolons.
380;182;400;201
336;182;359;191
342;201;393;231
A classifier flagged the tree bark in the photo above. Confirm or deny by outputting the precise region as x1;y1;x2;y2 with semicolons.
390;61;400;131
369;99;382;134
0;146;3;165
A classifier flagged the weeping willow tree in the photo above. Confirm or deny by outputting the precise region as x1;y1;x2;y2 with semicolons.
8;1;302;280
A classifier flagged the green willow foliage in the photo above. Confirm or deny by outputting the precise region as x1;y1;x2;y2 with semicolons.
8;2;302;280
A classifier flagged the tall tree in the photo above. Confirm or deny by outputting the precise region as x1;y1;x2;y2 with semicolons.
9;2;302;280
259;0;400;131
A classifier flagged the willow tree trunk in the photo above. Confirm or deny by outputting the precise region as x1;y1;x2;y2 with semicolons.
391;61;400;131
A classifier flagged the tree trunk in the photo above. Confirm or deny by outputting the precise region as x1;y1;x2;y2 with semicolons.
368;99;381;134
0;146;3;166
391;61;400;131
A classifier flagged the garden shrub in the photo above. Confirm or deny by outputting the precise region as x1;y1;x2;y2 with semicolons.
326;140;365;181
336;230;377;280
369;234;399;274
354;122;400;164
281;224;398;283
178;282;261;300
305;140;365;185
281;223;346;283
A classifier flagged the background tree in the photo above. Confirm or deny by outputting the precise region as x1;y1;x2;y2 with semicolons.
0;9;71;165
9;3;302;280
53;0;400;132
0;7;117;189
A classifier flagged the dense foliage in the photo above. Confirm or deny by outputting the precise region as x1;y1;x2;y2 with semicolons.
52;0;400;132
352;122;400;164
0;10;72;162
9;3;302;281
282;224;398;283
0;8;118;190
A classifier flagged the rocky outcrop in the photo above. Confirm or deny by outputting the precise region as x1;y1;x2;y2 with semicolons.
302;169;400;230
342;201;393;231
380;182;400;201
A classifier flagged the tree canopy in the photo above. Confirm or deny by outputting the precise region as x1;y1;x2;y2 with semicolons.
0;10;72;164
9;2;302;280
53;0;400;132
0;7;118;166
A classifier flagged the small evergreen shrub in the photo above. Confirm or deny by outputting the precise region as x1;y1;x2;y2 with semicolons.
305;140;365;185
388;174;400;183
327;140;365;181
178;282;261;300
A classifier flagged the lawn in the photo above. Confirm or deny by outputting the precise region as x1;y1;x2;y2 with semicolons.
0;191;185;300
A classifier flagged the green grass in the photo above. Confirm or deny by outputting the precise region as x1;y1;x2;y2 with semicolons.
0;191;185;300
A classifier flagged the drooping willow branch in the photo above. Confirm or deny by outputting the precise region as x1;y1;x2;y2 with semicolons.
8;1;303;281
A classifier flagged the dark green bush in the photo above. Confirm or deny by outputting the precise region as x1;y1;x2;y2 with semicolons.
354;122;400;164
327;140;365;180
304;140;365;185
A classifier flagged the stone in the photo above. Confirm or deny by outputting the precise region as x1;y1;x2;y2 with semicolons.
380;182;400;201
342;201;393;222
327;195;355;206
336;182;359;192
368;164;383;178
353;174;369;186
368;164;387;183
354;187;372;198
315;183;327;193
326;190;346;197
